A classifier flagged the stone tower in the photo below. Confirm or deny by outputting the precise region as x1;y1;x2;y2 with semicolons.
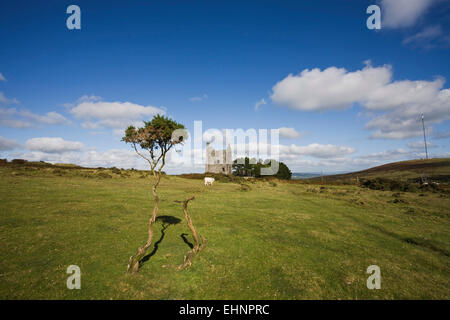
205;143;232;175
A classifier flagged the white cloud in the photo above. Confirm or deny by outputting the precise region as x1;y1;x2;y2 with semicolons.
271;62;450;139
407;140;436;149
25;137;84;154
0;107;68;128
285;143;356;158
189;94;208;102
79;149;141;168
359;148;411;160
0;92;19;105
0;73;6;82
0;136;19;151
0;119;32;128
278;127;303;139
271;63;391;111
403;25;441;44
70;97;164;130
24;110;68;125
11;141;433;174
403;25;450;49
12;148;144;170
254;98;267;111
381;0;436;29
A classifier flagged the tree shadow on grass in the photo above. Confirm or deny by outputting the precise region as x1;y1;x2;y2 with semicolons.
181;233;194;249
139;215;181;268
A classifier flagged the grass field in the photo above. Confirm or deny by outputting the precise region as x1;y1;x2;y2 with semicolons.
0;161;449;299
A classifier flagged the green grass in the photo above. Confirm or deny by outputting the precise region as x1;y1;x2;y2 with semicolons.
0;164;449;299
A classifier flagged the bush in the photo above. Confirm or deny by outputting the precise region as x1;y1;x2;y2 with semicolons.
111;167;121;175
12;159;27;164
53;168;66;176
96;172;112;179
361;178;418;192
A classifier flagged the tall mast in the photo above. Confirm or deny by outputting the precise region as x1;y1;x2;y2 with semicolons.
421;113;428;160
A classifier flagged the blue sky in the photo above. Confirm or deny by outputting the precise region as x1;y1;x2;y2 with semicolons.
0;0;449;173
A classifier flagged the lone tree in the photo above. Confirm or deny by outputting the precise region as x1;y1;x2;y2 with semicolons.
123;115;186;274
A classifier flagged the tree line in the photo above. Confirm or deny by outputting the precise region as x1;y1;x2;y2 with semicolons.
232;157;292;180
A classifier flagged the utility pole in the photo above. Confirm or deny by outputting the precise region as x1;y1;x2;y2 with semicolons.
421;114;428;160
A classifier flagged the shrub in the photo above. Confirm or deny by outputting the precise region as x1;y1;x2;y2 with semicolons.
361;178;419;192
53;168;65;176
12;159;27;164
96;172;112;179
111;167;121;175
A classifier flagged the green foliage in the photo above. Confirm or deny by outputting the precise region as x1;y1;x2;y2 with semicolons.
275;161;292;180
122;115;186;154
232;157;292;180
111;167;121;175
11;159;27;164
361;178;419;192
122;115;186;173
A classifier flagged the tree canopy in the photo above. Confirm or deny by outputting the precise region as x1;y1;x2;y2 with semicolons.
122;115;186;172
232;157;292;180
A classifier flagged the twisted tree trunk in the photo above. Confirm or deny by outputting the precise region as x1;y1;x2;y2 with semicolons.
177;196;207;270
126;172;162;274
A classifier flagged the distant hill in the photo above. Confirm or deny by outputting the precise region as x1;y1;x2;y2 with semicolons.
291;173;322;179
307;158;450;184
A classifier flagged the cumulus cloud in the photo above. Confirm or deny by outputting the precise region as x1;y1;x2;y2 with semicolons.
0;119;33;128
0;107;68;128
271;63;391;111
11;141;439;174
271;62;450;139
0;136;19;151
278;127;303;139
359;148;411;160
402;25;450;49
70;96;165;130
79;149;141;168
0;73;6;82
380;0;436;29
25;137;84;154
407;140;436;149
254;98;267;111
284;143;356;158
12;148;145;170
0;92;19;105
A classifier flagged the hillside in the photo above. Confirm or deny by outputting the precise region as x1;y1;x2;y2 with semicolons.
308;158;450;185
